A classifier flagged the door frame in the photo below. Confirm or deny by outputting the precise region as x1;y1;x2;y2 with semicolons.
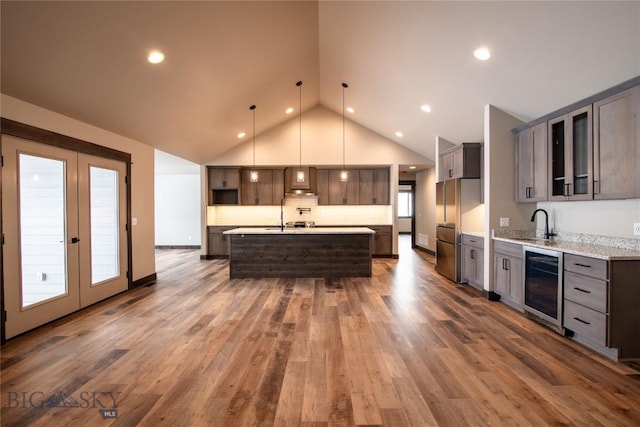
399;180;416;248
1;118;132;344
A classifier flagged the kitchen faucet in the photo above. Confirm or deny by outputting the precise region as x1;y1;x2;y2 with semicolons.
530;208;556;239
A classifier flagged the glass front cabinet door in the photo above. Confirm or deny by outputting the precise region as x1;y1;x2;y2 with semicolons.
548;105;593;201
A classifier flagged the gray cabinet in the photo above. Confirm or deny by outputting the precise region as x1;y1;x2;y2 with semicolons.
358;168;390;205
439;143;482;181
548;105;593;201
207;226;236;258
493;241;523;311
461;234;484;290
593;86;640;200
515;122;547;202
562;253;640;361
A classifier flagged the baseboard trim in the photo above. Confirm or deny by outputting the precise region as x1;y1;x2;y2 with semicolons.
415;245;435;256
201;255;229;260
155;245;201;249
131;273;157;289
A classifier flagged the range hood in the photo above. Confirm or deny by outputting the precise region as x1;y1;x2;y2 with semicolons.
284;167;317;195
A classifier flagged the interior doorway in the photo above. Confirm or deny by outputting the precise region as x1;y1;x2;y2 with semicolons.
398;180;416;248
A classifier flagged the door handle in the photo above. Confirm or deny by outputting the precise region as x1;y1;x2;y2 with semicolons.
70;237;80;244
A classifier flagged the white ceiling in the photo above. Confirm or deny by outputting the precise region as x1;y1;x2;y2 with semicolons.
2;1;639;166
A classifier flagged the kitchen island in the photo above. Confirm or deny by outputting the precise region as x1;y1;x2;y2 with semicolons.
223;227;375;278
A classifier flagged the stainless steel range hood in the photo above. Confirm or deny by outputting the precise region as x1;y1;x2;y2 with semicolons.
284;166;317;195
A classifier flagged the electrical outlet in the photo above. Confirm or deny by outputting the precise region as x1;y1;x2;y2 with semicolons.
499;217;510;227
634;223;640;236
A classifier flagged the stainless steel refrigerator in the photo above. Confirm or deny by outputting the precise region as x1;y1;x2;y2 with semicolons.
435;178;483;282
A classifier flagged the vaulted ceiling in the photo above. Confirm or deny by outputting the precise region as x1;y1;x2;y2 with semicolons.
2;1;639;166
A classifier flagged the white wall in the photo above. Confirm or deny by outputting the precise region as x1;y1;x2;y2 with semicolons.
2;94;156;282
155;150;201;246
209;105;433;167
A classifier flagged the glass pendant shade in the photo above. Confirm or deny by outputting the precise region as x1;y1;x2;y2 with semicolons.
296;169;305;183
250;104;258;182
250;170;259;182
340;170;349;182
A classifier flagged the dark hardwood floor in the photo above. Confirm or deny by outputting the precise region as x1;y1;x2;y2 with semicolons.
2;235;640;426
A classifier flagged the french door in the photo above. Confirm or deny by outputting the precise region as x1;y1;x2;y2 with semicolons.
2;136;128;338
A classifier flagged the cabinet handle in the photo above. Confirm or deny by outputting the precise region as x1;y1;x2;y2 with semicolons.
448;169;453;178
222;235;226;242
222;180;227;188
573;317;591;325
574;263;591;268
526;187;532;199
593;180;600;195
574;287;591;294
470;249;476;260
372;197;377;204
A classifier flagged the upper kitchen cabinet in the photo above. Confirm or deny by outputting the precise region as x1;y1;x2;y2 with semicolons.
208;167;240;205
439;143;482;181
548;105;593;201
593;86;640;200
240;168;284;205
329;169;359;205
359;168;390;205
515;122;548;202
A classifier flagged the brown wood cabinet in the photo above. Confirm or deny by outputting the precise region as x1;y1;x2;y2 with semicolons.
359;169;390;205
369;225;392;257
240;168;284;205
208;167;240;205
593;86;640;200
328;169;359;205
515;122;547;202
207;226;236;258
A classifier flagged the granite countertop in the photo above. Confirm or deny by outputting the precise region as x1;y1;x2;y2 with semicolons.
493;236;640;261
223;227;375;235
461;231;484;238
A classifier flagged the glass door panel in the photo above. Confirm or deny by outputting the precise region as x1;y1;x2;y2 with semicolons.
90;166;119;285
18;154;68;307
2;136;80;339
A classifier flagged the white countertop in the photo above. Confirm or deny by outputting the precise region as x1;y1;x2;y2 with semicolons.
493;236;640;260
223;227;376;235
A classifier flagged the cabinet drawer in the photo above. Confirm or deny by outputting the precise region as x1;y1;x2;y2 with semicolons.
564;254;607;280
494;240;523;259
461;234;483;249
564;271;607;313
564;300;607;347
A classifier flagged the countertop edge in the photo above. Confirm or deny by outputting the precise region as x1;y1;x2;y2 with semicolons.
223;227;376;235
492;236;640;261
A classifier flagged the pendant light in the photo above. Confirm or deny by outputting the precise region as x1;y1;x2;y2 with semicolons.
296;81;305;183
249;104;258;183
340;82;349;182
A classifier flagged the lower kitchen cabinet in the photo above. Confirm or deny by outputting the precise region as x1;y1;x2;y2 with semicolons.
493;240;523;311
370;225;392;257
207;226;236;258
461;234;484;290
563;253;640;360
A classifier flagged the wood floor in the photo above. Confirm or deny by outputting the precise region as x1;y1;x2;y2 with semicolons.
2;238;640;426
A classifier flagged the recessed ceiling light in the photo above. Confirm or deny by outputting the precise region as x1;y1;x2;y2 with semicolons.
473;47;491;61
285;107;294;114
395;131;404;138
147;50;165;64
237;132;246;138
409;166;416;169
420;104;432;113
346;107;354;113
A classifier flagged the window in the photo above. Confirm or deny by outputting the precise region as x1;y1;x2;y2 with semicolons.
397;185;413;218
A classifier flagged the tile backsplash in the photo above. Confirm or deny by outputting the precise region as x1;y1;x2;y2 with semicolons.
207;197;392;226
